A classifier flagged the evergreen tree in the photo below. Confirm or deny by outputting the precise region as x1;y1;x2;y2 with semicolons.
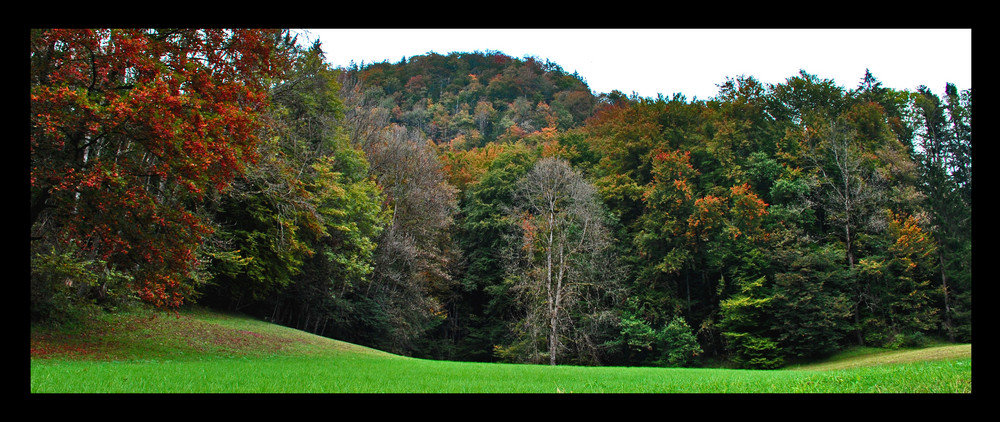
909;85;972;342
771;243;853;358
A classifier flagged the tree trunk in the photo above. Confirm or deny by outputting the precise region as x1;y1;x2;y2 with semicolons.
30;188;52;230
549;309;559;366
849;249;865;346
939;251;954;342
550;239;566;366
546;207;558;366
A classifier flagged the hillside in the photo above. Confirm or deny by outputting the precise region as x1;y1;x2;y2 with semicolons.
31;306;973;366
343;50;599;148
30;307;972;393
30;306;390;362
787;344;973;372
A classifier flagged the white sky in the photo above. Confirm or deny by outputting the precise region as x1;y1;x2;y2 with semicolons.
296;28;972;101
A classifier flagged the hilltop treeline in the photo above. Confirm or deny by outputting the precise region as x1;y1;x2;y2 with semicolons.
31;29;971;368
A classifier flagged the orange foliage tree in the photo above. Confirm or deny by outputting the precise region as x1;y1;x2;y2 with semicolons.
30;29;294;308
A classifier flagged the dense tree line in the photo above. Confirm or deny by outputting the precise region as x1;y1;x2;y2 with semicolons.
31;29;971;369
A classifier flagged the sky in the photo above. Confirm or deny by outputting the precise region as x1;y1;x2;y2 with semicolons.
295;28;972;101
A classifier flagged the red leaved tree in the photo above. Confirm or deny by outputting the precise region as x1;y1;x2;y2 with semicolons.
30;28;294;308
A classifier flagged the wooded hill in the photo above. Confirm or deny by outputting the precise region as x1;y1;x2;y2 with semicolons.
30;29;972;369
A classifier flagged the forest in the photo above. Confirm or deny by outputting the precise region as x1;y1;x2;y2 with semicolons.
30;28;972;369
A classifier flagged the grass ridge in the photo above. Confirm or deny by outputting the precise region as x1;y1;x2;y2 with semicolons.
30;306;972;394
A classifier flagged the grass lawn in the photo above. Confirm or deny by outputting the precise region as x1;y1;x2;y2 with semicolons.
29;307;972;394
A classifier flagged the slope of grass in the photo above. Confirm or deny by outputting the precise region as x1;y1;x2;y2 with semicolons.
787;344;972;372
29;306;972;394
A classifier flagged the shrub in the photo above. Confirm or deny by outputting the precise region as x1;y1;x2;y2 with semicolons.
657;316;703;367
31;246;133;323
724;332;784;370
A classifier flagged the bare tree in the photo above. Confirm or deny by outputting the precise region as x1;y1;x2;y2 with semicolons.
807;120;887;268
807;119;888;345
504;157;619;365
338;72;392;151
337;72;460;354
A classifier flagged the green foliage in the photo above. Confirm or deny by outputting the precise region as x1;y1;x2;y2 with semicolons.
618;305;658;353
720;276;772;330
449;144;538;360
31;245;135;323
771;244;853;358
854;212;940;348
768;70;847;124
309;151;387;291
723;333;784;370
658;316;703;367
719;276;784;369
205;183;313;305
616;300;701;367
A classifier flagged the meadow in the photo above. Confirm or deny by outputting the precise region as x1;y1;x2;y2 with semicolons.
29;307;972;394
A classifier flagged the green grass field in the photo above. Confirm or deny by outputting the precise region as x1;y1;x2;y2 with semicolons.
29;307;972;394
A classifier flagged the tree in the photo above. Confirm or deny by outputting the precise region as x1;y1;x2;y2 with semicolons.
474;99;496;138
335;83;461;352
198;39;387;329
799;117;887;344
339;67;466;354
850;70;911;143
856;212;940;346
719;276;783;369
657;315;703;367
267;147;387;339
909;85;972;342
447;142;536;361
768;70;846;126
632;149;699;311
770;243;852;358
941;84;972;201
809;119;882;269
30;28;294;310
363;125;460;354
504;157;620;365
